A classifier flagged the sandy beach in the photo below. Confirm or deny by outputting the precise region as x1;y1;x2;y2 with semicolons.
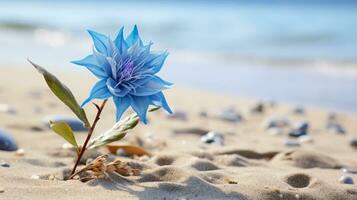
0;66;356;200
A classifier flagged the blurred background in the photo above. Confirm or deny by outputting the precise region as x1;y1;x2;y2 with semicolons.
0;0;357;112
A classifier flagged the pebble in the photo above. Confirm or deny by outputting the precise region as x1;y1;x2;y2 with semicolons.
48;175;56;181
15;148;25;156
263;117;290;129
298;135;314;144
327;112;337;121
0;103;16;114
167;110;187;121
43;115;88;132
215;107;242;123
341;168;357;174
201;131;225;146
339;175;354;184
31;174;40;180
350;138;357;148
284;139;301;147
250;102;264;113
117;148;130;157
0;161;10;168
327;123;346;134
292;106;305;114
199;110;208;117
0;130;18;151
289;121;309;137
0;187;4;193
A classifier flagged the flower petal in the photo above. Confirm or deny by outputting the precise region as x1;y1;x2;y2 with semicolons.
146;52;169;74
106;78;130;97
125;25;143;47
130;76;170;96
130;95;151;124
114;27;128;54
92;48;112;77
81;79;111;107
113;96;132;121
150;92;172;114
87;30;109;55
71;55;107;78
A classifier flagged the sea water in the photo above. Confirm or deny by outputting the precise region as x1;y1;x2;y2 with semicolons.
0;0;357;112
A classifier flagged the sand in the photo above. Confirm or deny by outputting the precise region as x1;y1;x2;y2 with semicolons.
0;66;357;200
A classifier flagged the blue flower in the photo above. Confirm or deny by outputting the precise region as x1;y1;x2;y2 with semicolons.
72;25;172;124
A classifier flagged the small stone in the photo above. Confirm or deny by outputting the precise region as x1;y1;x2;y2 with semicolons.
0;103;16;114
199;110;208;117
339;175;354;184
327;112;337;121
215;107;242;123
350;138;357;148
0;130;18;151
48;175;56;180
0;161;10;168
341;168;357;174
116;148;129;157
43;116;88;132
15;148;25;156
0;187;4;193
292;106;305;114
263;117;290;129
167;110;187;121
298;135;314;144
289;121;309;137
327;123;346;134
201;131;224;146
250;102;264;113
31;174;40;180
284;139;301;147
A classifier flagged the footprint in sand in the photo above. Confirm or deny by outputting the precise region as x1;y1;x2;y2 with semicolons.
152;154;176;166
270;149;342;169
285;173;311;188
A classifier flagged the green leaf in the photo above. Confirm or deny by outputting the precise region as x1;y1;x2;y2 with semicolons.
88;107;161;149
28;59;90;127
50;121;78;147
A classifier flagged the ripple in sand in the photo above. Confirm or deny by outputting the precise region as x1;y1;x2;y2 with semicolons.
138;166;188;182
198;171;230;184
189;158;219;171
271;150;341;169
24;158;66;168
213;154;250;167
215;149;279;160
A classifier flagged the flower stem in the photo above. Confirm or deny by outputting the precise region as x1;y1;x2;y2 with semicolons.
68;99;108;180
